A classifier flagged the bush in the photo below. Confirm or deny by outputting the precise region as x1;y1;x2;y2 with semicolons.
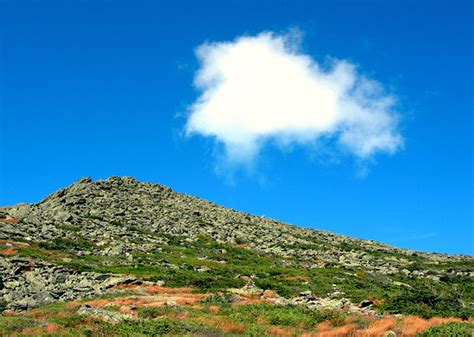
201;292;235;305
417;322;474;336
0;316;36;335
231;303;345;329
137;307;164;319
381;284;472;319
39;237;93;251
102;318;215;336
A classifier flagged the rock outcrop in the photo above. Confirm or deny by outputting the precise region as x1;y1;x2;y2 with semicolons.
1;176;473;313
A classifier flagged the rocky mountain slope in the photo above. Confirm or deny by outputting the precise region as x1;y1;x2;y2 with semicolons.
0;176;473;335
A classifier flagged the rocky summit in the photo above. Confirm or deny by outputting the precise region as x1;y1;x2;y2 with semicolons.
0;176;473;336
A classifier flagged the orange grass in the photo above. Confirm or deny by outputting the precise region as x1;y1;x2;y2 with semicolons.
399;315;463;336
318;323;359;337
207;305;220;313
0;218;17;223
265;326;293;336
0;248;17;256
354;317;396;337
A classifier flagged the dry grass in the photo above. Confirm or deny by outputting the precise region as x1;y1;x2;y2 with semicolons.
354;317;396;337
65;301;80;308
113;283;142;291
195;316;246;333
265;326;293;336
0;218;17;223
398;315;463;336
143;285;193;293
0;248;17;256
0;239;30;248
231;298;268;306
207;305;220;313
118;306;135;316
262;290;279;298
284;275;310;281
317;323;359;337
82;285;208;312
222;321;246;333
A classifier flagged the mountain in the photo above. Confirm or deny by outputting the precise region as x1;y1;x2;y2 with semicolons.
1;176;473;336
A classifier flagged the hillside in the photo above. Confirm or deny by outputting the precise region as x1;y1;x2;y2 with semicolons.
1;176;473;336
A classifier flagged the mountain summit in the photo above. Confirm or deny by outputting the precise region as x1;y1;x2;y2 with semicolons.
1;176;472;335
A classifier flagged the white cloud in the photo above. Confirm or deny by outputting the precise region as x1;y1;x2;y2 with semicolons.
185;31;403;166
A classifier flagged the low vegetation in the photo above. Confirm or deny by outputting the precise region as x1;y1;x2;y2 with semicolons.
1;289;472;336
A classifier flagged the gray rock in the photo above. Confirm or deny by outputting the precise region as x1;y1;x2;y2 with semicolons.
77;305;133;324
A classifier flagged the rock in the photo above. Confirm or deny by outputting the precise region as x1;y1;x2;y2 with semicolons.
299;290;313;297
0;256;139;312
100;276;138;289
228;280;263;297
77;305;133;324
359;300;374;308
52;210;72;223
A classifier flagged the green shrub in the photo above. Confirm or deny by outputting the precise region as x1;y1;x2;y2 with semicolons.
230;303;345;329
417;322;474;336
381;284;473;319
201;292;234;305
39;237;94;251
0;316;36;335
137;306;164;319
101;318;215;336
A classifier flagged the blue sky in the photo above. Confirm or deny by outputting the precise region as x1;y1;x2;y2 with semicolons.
0;0;472;254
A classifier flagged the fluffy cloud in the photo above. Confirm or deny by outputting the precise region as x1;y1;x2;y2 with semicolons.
185;31;403;165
